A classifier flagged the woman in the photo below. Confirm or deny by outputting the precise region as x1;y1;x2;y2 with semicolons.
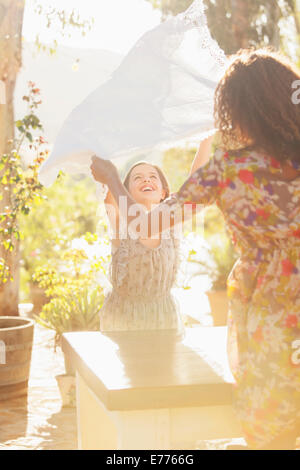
99;138;212;333
91;48;300;450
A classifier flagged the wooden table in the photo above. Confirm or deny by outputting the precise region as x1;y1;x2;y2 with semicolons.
62;327;242;450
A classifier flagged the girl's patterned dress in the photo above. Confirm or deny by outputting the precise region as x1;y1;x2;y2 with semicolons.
166;148;300;449
100;233;183;334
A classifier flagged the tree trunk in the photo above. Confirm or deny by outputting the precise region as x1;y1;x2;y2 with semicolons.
230;0;250;50
292;0;300;37
0;0;25;316
264;1;281;49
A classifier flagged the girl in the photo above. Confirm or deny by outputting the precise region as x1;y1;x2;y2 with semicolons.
99;137;213;333
91;48;300;450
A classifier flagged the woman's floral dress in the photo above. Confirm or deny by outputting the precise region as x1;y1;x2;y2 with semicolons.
166;148;300;449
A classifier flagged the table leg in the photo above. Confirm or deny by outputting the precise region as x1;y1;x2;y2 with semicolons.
76;372;117;450
115;409;171;450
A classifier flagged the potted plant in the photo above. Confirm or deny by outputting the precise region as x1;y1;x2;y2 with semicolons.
202;205;238;326
204;233;238;326
33;233;110;406
186;223;238;327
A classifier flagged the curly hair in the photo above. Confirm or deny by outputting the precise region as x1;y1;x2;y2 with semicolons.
214;47;300;163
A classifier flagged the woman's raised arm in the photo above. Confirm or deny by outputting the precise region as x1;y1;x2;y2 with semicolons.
190;134;214;175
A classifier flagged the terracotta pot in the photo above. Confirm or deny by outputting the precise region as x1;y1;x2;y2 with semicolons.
57;336;76;376
63;352;76;376
0;316;34;401
55;374;76;407
206;290;229;326
29;282;49;315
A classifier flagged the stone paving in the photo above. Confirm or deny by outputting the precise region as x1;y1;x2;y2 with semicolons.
0;319;77;450
0;309;298;450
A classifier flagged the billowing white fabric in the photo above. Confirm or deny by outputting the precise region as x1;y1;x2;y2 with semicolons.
38;0;227;189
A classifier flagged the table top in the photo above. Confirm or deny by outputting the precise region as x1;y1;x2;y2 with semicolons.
62;327;235;411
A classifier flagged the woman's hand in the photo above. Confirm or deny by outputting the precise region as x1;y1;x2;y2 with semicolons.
190;134;214;175
90;155;118;185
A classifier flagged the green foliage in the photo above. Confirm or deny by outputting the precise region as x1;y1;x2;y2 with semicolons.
162;146;196;192
36;285;103;347
207;231;238;290
19;172;100;281
148;0;192;17
202;204;238;290
162;134;220;192
33;1;94;54
0;82;46;285
33;233;111;346
187;219;238;290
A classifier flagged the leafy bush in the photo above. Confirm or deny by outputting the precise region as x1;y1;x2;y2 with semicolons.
162;146;196;192
33;232;111;347
0;82;46;285
186;207;238;290
37;285;104;347
19;172;101;288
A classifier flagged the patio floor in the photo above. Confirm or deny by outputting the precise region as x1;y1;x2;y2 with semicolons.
0;310;298;450
0;320;77;450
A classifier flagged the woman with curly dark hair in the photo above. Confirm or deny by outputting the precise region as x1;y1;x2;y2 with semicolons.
91;48;300;450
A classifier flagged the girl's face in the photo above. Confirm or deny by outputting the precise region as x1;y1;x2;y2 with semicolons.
128;164;166;208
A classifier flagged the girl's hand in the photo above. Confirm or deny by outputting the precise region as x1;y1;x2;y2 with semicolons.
90;155;118;185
